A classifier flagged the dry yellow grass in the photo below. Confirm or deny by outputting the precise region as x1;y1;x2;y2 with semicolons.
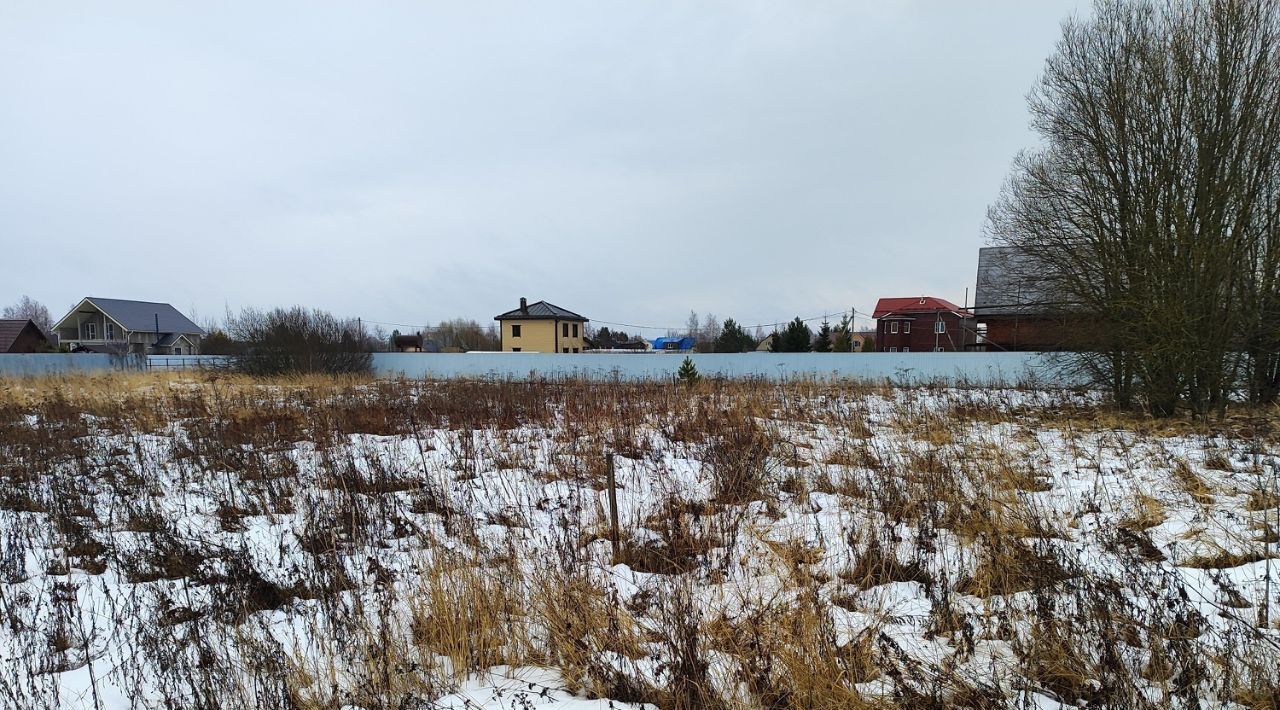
1122;493;1169;531
1;371;1278;707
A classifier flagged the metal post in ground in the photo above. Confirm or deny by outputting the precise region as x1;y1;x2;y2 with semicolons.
607;452;619;559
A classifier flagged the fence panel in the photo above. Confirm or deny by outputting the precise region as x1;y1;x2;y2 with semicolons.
146;356;230;371
0;352;1081;386
371;352;1079;385
0;354;141;378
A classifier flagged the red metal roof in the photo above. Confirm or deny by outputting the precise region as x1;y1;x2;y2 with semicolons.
872;296;971;319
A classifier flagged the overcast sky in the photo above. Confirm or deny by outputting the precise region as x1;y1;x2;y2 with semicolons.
1;1;1087;336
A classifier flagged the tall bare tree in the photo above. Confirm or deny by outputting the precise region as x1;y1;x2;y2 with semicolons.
430;319;500;351
988;0;1280;415
2;295;53;334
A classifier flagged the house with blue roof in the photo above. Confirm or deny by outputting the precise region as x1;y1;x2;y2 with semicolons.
651;336;695;352
52;297;207;355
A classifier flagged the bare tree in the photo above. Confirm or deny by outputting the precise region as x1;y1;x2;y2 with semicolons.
988;0;1280;416
430;319;501;351
698;313;720;351
684;311;700;340
2;295;53;334
225;306;372;375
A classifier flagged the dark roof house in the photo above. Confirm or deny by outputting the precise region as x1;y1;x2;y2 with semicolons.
973;247;1062;317
0;319;52;354
52;297;207;355
973;247;1074;351
494;297;589;353
494;298;588;322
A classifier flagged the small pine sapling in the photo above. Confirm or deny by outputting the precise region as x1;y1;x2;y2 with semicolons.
676;356;701;386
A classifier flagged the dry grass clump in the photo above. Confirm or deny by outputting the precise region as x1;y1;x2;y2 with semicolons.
703;409;778;505
531;568;655;702
1173;459;1216;504
956;538;1074;598
706;600;884;709
843;536;933;590
410;554;532;677
615;497;718;575
1246;488;1280;512
1122;493;1169;531
1181;549;1276;570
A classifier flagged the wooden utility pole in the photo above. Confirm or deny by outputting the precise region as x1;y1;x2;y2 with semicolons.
606;453;619;558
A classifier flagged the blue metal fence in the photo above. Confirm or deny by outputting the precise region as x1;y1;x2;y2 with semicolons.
0;352;1080;386
370;352;1076;385
0;353;142;378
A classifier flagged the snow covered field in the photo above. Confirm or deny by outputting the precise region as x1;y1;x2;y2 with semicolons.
0;375;1277;708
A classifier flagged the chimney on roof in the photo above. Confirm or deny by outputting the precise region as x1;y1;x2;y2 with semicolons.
520;297;528;313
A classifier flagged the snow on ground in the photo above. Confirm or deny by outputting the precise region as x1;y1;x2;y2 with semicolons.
0;381;1276;708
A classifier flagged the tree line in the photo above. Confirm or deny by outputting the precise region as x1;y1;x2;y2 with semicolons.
674;312;874;353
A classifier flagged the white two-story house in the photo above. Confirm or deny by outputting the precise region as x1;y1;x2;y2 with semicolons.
52;297;206;355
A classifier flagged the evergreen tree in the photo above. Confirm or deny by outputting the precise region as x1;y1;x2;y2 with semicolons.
676;356;700;385
778;318;813;353
714;318;754;353
832;315;853;352
814;320;833;352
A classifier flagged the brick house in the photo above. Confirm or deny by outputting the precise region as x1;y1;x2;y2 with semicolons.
872;297;974;352
973;247;1074;351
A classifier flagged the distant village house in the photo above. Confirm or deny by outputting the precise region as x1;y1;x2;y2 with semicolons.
494;298;588;353
850;331;872;352
393;333;442;353
973;247;1072;351
0;319;52;354
652;336;695;353
873;297;974;352
52;298;206;355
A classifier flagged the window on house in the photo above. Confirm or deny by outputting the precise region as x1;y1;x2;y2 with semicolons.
512;347;521;352
889;347;897;352
85;322;97;340
562;323;569;337
572;323;579;338
562;347;569;353
935;321;946;334
511;324;521;337
105;323;115;340
572;347;579;353
174;347;182;355
903;322;911;334
890;323;898;334
903;347;910;352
